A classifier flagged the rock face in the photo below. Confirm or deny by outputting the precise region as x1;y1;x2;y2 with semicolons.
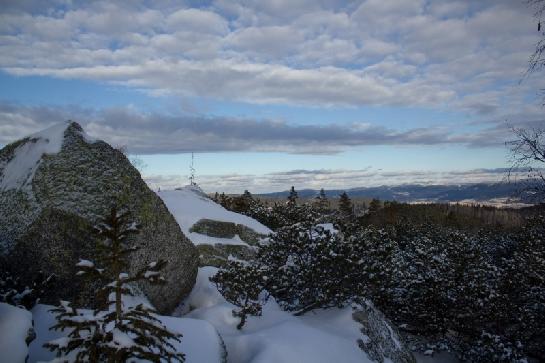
0;122;198;314
9;208;101;306
353;302;416;363
190;218;265;245
189;219;264;267
196;244;256;267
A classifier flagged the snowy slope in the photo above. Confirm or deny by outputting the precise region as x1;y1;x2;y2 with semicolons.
0;303;33;363
0;121;95;192
158;186;271;245
28;304;225;363
180;267;373;363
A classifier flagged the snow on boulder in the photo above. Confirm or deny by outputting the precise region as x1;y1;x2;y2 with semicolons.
0;122;198;314
0;302;34;363
28;304;225;363
0;122;94;192
159;186;271;246
159;187;271;267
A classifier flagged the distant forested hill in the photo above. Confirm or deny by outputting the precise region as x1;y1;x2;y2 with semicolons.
258;182;535;204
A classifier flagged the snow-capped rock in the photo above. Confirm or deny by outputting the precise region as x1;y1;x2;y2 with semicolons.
159;187;271;266
0;122;198;314
159;186;271;246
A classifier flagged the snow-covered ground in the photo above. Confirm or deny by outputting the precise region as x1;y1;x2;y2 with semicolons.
0;303;33;363
158;186;271;245
179;266;372;363
28;303;225;363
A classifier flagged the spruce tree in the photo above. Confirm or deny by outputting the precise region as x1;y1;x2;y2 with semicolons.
287;186;298;205
219;192;231;209
368;198;382;213
0;268;54;310
338;192;353;218
210;261;267;329
45;206;185;363
314;188;330;214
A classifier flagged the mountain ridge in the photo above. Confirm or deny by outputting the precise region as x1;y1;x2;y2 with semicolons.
257;182;533;204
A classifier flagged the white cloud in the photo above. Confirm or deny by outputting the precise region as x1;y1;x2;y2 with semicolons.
2;102;542;155
0;0;542;118
166;8;229;35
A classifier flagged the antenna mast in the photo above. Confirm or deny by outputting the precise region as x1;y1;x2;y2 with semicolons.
189;152;196;186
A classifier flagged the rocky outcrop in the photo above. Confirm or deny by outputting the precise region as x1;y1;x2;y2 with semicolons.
189;218;265;245
353;302;416;363
9;208;101;306
196;244;256;267
189;218;266;266
0;122;198;314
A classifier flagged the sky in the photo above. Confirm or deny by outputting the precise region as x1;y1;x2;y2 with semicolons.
0;0;544;193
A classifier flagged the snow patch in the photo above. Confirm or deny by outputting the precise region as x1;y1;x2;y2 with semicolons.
0;122;96;191
76;259;94;268
179;267;372;363
189;233;251;246
28;303;225;363
0;302;33;363
316;223;338;234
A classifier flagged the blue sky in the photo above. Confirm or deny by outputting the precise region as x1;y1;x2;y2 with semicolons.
0;0;544;193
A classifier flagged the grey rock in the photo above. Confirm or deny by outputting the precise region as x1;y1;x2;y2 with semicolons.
353;302;416;363
189;218;265;266
196;243;256;267
0;122;198;314
189;218;266;246
9;208;101;307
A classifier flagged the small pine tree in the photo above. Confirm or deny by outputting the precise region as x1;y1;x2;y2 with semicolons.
338;192;353;218
314;188;330;213
45;206;185;362
210;261;268;329
219;192;230;209
0;268;55;310
242;189;253;201
368;198;382;213
287;186;298;206
231;190;254;213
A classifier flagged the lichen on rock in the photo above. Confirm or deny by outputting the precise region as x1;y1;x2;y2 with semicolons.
0;121;198;314
189;218;266;246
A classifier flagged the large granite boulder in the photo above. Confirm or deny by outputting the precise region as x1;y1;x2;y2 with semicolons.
0;121;198;314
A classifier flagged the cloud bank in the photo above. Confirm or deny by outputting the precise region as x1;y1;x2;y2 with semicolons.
2;102;543;154
0;0;542;114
